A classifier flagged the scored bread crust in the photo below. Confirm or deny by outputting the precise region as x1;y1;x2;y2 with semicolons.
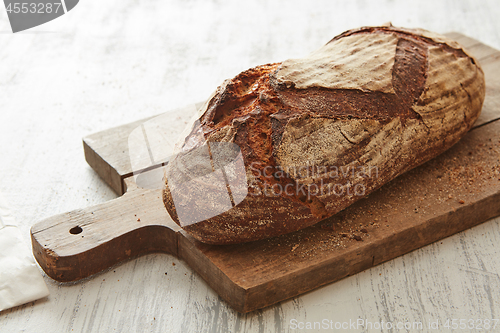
163;25;485;245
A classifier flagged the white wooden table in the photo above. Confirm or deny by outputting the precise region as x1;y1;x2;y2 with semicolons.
1;1;500;332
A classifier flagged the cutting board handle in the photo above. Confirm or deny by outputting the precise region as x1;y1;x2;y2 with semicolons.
31;187;181;282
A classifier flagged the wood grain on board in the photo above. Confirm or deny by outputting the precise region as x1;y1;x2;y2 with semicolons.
83;102;205;195
31;33;500;313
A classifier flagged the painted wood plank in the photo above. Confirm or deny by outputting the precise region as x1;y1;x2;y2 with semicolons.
2;1;500;331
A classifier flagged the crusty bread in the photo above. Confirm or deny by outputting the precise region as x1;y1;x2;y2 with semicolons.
163;25;485;244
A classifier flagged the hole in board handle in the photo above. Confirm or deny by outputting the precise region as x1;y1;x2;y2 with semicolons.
70;226;83;235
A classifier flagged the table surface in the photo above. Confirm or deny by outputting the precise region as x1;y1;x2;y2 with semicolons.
1;1;500;332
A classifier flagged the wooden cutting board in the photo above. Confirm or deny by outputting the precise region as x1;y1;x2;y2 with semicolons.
31;33;500;313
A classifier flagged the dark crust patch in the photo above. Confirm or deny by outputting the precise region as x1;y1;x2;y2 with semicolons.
269;88;415;122
392;37;428;107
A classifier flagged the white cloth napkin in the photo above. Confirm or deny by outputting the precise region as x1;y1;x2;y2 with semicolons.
0;192;49;312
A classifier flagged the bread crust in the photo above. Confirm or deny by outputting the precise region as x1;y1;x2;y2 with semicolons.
163;26;486;244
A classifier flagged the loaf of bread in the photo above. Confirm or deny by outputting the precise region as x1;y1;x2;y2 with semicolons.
162;25;485;244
